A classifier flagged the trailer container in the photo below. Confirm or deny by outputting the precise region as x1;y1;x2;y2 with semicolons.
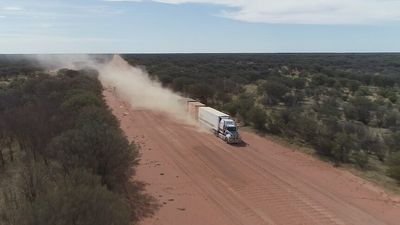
188;101;205;120
198;107;241;144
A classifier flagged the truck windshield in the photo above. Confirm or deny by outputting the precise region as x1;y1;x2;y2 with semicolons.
227;127;237;132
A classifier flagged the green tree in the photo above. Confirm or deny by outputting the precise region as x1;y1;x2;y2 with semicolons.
188;82;215;105
266;111;286;135
75;106;119;129
261;81;289;105
171;77;193;92
347;80;361;92
355;97;375;124
47;123;138;191
332;133;358;165
352;150;369;169
384;131;400;153
311;74;328;86
235;93;254;124
249;106;267;130
18;170;131;225
292;78;306;89
61;90;104;114
286;111;318;142
360;133;386;162
387;152;400;182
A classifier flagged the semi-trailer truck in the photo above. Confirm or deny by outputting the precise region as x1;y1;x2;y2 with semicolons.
198;107;241;144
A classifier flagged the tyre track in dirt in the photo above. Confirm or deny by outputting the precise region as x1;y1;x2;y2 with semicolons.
168;125;379;224
141;109;270;225
171;127;349;225
156;120;334;225
105;90;400;225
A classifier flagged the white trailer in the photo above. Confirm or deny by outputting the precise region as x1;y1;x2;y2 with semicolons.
198;107;241;144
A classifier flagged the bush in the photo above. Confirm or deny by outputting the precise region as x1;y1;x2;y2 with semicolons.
332;133;358;165
234;93;255;124
75;106;119;129
47;123;138;191
249;106;267;130
290;113;319;142
0;69;156;225
260;81;289;105
61;91;104;114
18;170;131;225
266;111;285;134
352;150;369;169
387;152;400;182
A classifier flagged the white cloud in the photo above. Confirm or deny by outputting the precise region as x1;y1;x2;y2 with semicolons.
138;0;400;24
103;0;142;2
38;23;53;28
2;6;24;11
0;34;134;54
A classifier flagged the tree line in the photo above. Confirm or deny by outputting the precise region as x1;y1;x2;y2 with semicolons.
0;68;157;225
123;53;400;184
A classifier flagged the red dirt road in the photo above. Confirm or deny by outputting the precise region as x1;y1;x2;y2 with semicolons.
105;90;400;225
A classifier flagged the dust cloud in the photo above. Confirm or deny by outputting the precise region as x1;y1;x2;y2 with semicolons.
98;55;195;124
34;54;94;70
34;54;198;125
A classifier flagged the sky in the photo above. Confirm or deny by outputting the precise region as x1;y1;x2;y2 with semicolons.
1;0;400;53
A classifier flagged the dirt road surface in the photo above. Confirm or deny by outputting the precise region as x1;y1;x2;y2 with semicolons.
105;90;400;225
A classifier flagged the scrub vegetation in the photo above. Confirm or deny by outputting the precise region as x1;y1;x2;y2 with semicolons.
0;60;157;225
123;53;400;187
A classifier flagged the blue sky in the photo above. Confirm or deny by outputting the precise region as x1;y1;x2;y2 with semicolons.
1;0;400;53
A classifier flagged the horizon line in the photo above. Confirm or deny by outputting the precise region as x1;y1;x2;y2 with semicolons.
1;51;400;55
